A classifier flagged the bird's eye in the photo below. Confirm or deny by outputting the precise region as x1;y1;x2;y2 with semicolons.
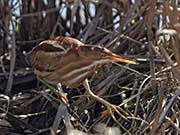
101;53;106;58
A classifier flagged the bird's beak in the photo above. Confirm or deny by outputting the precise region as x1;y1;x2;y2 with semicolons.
105;54;137;64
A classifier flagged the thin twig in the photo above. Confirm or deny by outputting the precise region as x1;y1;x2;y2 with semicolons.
5;12;16;95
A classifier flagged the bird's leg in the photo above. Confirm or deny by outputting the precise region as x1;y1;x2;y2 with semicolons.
36;76;68;104
83;79;128;120
36;76;72;133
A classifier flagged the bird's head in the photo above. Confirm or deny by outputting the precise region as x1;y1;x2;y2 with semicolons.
78;45;136;64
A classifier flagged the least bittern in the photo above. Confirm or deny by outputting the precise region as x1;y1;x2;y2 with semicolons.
27;36;136;118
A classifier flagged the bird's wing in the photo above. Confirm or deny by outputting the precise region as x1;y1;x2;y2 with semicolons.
27;36;84;73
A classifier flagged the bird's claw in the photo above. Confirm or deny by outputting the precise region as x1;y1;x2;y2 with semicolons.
59;93;69;105
101;104;129;121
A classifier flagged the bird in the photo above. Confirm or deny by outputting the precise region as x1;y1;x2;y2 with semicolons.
27;36;136;117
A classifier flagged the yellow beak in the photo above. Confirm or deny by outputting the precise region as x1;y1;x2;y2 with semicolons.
107;55;137;64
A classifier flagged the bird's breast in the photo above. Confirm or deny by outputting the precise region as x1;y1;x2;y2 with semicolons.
44;51;98;88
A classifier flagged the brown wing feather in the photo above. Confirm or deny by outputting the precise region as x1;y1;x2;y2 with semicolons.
27;36;84;73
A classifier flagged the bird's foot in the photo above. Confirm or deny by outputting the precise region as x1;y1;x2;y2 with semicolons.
37;76;69;105
101;103;129;121
58;92;69;105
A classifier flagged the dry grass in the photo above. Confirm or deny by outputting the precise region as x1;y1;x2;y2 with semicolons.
0;0;180;134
